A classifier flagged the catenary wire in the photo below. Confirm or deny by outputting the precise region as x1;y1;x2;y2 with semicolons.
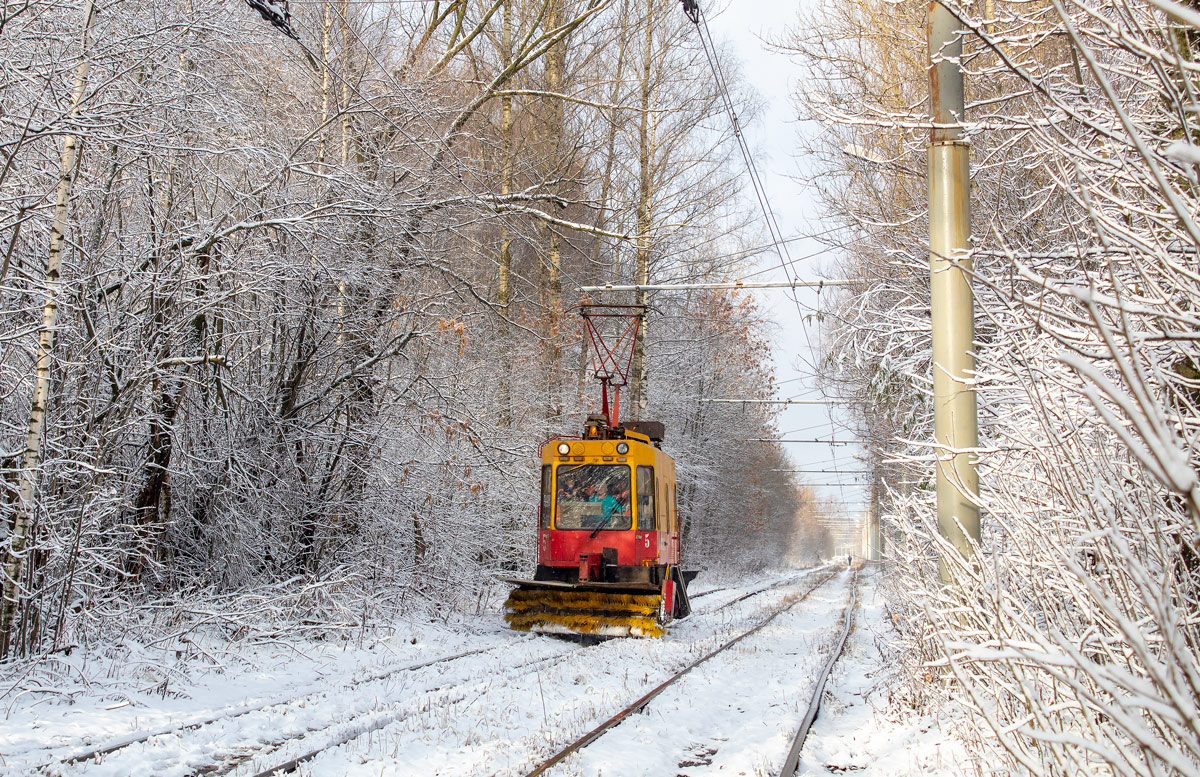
686;2;859;499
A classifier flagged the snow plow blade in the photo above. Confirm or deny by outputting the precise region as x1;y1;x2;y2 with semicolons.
503;585;665;638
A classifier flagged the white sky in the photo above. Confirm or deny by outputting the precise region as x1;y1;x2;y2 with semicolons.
705;0;869;539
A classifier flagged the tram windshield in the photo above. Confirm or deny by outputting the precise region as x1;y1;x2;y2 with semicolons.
554;464;632;531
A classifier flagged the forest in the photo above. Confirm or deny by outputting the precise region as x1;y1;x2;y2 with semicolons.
0;0;815;662
9;0;1200;774
788;0;1200;773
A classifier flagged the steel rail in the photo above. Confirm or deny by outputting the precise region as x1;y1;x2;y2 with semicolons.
227;645;586;777
709;574;803;611
50;641;523;769
777;570;859;776
519;569;840;777
693;566;823;614
237;573;823;777
682;566;817;610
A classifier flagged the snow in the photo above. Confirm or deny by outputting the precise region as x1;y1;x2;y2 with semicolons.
1164;140;1200;164
0;568;977;777
793;578;973;777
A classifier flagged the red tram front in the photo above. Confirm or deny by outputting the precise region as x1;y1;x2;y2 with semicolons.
502;417;693;637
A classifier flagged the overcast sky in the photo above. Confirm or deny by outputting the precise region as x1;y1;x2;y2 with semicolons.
705;0;870;532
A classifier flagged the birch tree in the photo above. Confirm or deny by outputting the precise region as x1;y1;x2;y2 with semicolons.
2;0;96;657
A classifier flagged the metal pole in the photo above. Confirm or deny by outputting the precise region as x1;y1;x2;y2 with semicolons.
770;469;870;474
928;0;980;584
868;478;883;562
741;438;859;445
876;487;884;561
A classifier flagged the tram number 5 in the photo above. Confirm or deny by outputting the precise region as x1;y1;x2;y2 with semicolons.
643;534;651;549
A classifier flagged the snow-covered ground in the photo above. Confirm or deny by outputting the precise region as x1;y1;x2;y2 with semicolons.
1;567;974;777
793;572;973;777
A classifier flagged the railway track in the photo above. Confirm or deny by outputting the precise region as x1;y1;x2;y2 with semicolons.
518;567;856;777
778;570;859;776
215;645;580;777
216;571;823;777
40;639;537;774
37;566;838;776
700;566;822;613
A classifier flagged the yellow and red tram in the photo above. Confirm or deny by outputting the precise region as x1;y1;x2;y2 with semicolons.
502;306;694;637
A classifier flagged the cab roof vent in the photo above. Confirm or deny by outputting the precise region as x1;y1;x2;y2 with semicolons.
621;420;665;442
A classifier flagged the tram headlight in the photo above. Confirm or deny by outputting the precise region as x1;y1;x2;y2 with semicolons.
556;442;571;456
615;442;629;454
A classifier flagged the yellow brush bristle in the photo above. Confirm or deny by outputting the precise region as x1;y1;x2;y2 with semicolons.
504;589;659;616
503;587;667;638
504;610;664;639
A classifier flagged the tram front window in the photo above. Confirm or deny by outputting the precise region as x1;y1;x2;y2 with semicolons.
555;464;632;531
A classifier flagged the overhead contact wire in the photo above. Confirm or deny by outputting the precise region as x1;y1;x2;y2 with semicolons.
688;4;834;391
688;3;850;491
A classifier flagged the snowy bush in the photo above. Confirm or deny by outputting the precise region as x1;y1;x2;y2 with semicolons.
790;0;1200;773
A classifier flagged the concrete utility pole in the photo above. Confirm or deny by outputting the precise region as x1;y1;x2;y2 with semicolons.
928;1;980;584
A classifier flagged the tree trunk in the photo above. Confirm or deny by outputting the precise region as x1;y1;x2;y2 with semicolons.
498;0;514;309
629;0;655;422
542;0;566;422
1;0;97;658
124;376;187;579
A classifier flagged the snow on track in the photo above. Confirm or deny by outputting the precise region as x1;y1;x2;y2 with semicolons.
545;571;854;777
1;566;848;777
6;631;564;776
791;569;972;777
288;569;845;776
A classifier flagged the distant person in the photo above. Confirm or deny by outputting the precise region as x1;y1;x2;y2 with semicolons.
847;554;852;567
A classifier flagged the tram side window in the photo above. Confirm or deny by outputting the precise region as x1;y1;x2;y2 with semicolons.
637;466;656;531
540;465;552;529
